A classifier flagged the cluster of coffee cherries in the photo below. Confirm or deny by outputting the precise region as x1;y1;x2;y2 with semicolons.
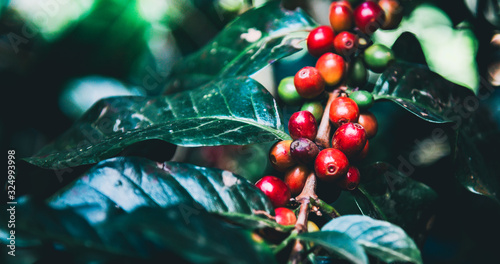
254;0;398;226
256;92;377;225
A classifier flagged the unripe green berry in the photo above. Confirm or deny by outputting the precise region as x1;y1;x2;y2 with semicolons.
278;77;302;105
347;57;367;88
300;101;324;123
363;44;395;73
349;90;374;110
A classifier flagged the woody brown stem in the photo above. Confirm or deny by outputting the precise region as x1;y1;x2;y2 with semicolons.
288;172;317;264
315;90;340;149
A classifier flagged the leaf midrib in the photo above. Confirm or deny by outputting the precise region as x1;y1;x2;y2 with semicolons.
27;115;289;165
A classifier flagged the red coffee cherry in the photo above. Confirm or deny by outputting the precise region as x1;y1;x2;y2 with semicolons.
290;138;320;165
314;148;349;181
329;3;353;32
307;26;335;57
288;111;318;141
337;166;361;190
358;111;378;138
334;0;352;9
294;66;325;99
315;52;346;86
331;122;367;157
333;31;358;57
269;140;295;172
353;140;370;161
378;0;403;30
284;165;309;195
275;207;297;225
353;1;385;34
255;176;291;207
329;97;360;127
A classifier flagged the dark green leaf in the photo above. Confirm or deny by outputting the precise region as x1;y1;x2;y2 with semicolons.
216;212;294;232
464;0;500;28
391;32;427;65
297;231;368;264
1;198;276;264
351;189;387;221
163;1;316;93
372;61;475;123
47;157;273;225
454;131;499;202
356;162;437;240
322;215;422;264
105;206;277;264
449;88;500;202
26;77;289;169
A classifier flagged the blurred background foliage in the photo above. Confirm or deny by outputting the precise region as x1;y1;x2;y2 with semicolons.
1;0;500;263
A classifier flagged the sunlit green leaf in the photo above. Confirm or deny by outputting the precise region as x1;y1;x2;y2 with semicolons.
297;231;368;264
322;215;422;264
373;4;479;93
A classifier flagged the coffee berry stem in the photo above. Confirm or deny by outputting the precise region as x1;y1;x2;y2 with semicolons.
288;171;316;264
315;89;342;148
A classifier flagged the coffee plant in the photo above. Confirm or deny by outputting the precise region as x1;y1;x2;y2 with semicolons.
2;0;500;263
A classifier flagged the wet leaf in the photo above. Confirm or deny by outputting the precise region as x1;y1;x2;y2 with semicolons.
372;61;475;123
47;157;274;225
0;197;276;264
26;77;289;169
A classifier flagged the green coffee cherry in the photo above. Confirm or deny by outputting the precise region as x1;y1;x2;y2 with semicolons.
347;57;367;88
363;44;395;73
278;76;302;105
300;101;324;123
349;90;374;110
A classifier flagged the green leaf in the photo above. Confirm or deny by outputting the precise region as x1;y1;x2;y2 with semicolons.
47;157;274;225
454;131;500;204
322;215;422;264
372;61;475;123
2;198;276;264
373;4;479;93
163;1;316;93
464;0;500;28
297;231;368;264
216;212;294;232
25;77;289;169
355;162;437;240
391;32;427;65
107;206;277;264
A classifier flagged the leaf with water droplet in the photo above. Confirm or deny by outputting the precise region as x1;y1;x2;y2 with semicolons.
25;77;289;169
4;197;276;263
372;61;475;123
47;157;274;225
